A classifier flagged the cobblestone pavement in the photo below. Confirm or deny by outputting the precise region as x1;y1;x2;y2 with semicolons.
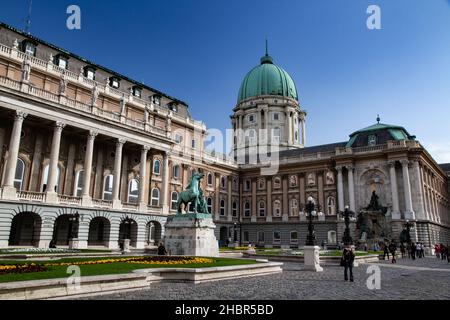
79;257;450;300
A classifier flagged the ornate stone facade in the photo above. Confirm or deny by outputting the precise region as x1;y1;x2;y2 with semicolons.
0;23;448;251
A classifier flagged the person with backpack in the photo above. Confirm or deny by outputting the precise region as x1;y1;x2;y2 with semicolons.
341;245;355;282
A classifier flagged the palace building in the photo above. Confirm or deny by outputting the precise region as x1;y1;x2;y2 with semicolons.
0;22;449;251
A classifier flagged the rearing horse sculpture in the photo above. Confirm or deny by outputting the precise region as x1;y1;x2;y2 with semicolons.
177;172;205;214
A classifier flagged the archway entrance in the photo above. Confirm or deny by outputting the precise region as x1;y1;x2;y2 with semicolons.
8;212;42;247
119;218;137;248
88;217;111;247
145;221;162;246
52;215;79;246
219;226;228;247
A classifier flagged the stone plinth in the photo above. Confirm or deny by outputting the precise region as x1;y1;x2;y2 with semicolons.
164;213;219;257
68;238;79;250
122;239;131;253
302;245;323;272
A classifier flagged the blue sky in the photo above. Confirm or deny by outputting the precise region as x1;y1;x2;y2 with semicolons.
1;0;449;162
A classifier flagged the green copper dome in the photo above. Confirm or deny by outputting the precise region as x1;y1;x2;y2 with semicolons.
237;53;298;103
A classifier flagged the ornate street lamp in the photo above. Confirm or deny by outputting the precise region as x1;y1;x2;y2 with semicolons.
305;196;316;246
341;206;355;245
122;216;133;240
233;222;238;243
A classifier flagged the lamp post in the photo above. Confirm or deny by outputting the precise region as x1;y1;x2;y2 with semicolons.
404;220;412;245
233;222;237;243
121;216;133;253
68;213;80;240
305;196;316;246
341;206;354;246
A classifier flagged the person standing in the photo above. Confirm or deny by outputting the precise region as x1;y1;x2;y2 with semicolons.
157;242;168;256
410;242;416;260
383;242;390;260
400;243;406;259
435;244;441;259
389;241;397;264
341;246;355;282
440;244;446;260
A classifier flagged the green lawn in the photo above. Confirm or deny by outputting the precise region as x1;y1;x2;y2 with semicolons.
0;257;258;283
0;249;112;255
254;250;380;257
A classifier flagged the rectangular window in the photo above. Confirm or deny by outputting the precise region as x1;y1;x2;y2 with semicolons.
133;87;142;98
248;114;255;123
243;231;249;242
25;43;36;56
57;57;68;69
244;180;251;191
273;113;279;121
86;69;95;80
273;231;281;244
191;139;196;149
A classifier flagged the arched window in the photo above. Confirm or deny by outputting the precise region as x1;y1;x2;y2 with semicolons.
220;199;226;216
258;200;266;217
14;158;25;191
171;191;178;211
128;179;139;203
290;198;298;216
153;159;161;175
74;170;84;197
273;200;282;217
103;174;114;200
172;164;180;179
232;201;238;217
207;197;213;214
244;201;251;217
42;164;61;193
327;196;336;215
151;188;160;206
207;173;213;186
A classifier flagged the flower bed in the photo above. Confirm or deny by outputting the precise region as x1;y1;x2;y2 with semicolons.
0;263;47;275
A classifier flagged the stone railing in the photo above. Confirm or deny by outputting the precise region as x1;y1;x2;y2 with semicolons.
58;195;82;206
16;191;44;202
122;202;139;211
92;199;113;209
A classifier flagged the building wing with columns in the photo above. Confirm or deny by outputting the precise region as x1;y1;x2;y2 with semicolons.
0;22;449;251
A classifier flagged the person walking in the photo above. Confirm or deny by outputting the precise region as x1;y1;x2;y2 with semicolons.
440;243;446;260
389;241;397;264
435;244;441;259
416;243;421;258
383;242;390;260
400;243;406;258
157;242;168;256
410;242;416;260
446;245;450;263
341;246;355;282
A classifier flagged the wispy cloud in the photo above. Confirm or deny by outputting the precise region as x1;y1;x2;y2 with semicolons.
425;142;450;164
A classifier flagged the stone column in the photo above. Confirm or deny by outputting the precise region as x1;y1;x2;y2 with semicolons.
227;176;233;222
214;174;220;220
388;161;400;219
266;178;272;222
161;152;170;214
318;172;324;214
112;139;125;209
63;143;76;195
139;146;150;211
251;178;257;222
347;165;356;212
401;159;415;219
46;122;66;203
282;175;289;222
81;131;97;206
336;166;344;212
2;110;27;199
412;160;426;220
286;111;292;145
301;118;306;146
29;133;44;192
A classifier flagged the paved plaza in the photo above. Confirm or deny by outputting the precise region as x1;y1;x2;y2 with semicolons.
79;257;450;300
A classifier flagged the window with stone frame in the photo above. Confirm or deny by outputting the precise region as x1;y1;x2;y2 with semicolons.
220;199;226;216
290;231;299;243
257;231;265;243
273;231;281;244
153;159;161;175
258;178;266;190
207;173;213;186
327;196;336;215
171;192;178;211
258;200;266;217
273;200;282;217
21;40;36;56
289;175;298;187
244;201;251;217
172;164;180;179
220;176;226;189
243;231;249;243
368;134;377;146
290;198;298;216
151;188;160;206
232;201;238;217
207;197;213;214
244;179;251;192
128;179;139;203
14;158;25;191
273;177;281;189
103;174;114;200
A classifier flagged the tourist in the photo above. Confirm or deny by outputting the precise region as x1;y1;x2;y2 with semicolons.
157;242;168;256
416;243;422;258
400;243;406;258
389;241;397;264
383;242;390;260
410;242;416;260
363;243;368;252
446;245;450;263
440;243;446;260
49;239;56;249
421;243;426;257
341;245;355;282
435;244;441;259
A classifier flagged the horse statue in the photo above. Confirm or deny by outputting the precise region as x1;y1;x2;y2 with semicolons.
177;172;207;214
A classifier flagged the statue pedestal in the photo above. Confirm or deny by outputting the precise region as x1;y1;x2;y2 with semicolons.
303;245;323;272
164;213;219;257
